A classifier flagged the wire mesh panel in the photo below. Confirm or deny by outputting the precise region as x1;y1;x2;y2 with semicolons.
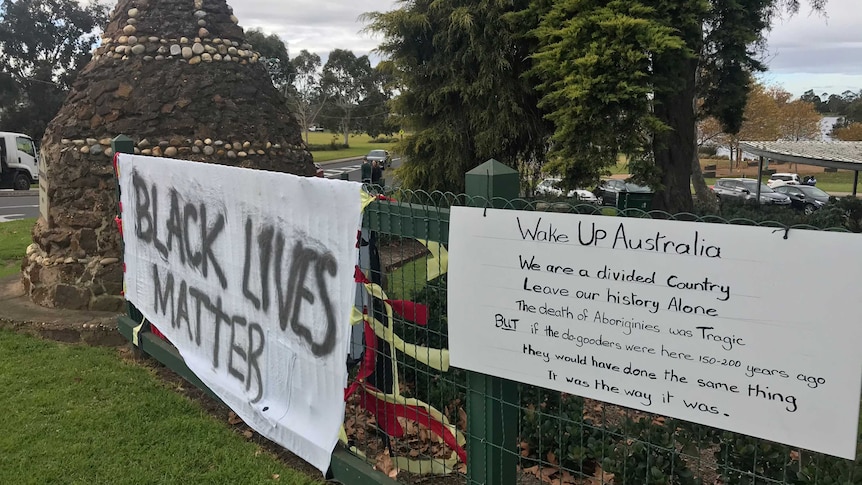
345;189;862;485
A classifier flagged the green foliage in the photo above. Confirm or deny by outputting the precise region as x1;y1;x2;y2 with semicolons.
289;49;324;137
693;196;862;233
713;433;795;484
321;49;376;143
305;142;350;151
528;0;687;190
370;135;399;144
604;418;697;485
0;330;322;484
366;0;826;210
519;388;606;474
364;0;551;193
0;0;109;141
245;28;294;93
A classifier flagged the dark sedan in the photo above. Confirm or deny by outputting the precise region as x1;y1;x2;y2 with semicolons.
594;179;653;206
773;184;831;214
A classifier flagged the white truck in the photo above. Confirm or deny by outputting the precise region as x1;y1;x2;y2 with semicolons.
0;132;39;190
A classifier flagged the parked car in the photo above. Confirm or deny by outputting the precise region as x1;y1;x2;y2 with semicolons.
767;172;801;188
772;184;831;214
314;163;324;177
535;177;599;204
308;125;325;132
712;178;791;206
365;149;391;169
594;179;653;206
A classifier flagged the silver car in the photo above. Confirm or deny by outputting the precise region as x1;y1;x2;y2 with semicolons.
712;178;791;206
366;149;391;169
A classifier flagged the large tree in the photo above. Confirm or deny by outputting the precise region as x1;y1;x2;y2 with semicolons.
245;28;295;93
527;0;826;212
321;49;374;146
290;49;324;143
367;0;826;209
364;0;551;193
0;0;108;141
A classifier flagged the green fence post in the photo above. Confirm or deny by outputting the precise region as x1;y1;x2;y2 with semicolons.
464;159;519;485
111;134;134;156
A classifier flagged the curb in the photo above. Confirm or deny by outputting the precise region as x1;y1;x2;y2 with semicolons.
0;275;126;347
0;189;37;198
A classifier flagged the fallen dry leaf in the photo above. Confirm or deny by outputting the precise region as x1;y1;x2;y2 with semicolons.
271;473;280;480
547;451;557;465
541;466;557;481
589;463;615;485
228;411;244;425
374;449;397;477
243;430;254;439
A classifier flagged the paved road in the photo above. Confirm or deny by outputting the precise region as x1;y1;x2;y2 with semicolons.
320;156;402;182
0;157;402;222
0;191;38;222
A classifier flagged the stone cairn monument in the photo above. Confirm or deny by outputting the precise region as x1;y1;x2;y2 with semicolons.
22;0;315;311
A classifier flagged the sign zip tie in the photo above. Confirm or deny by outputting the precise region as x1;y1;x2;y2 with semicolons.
772;227;791;240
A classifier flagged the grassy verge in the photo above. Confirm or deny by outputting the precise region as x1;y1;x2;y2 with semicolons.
387;256;428;301
303;131;396;162
0;218;34;279
0;329;322;484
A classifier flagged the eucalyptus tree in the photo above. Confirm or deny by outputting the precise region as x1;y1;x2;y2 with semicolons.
245;28;295;93
321;49;375;145
291;50;324;142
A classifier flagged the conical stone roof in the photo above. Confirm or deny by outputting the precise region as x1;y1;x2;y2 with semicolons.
22;0;316;311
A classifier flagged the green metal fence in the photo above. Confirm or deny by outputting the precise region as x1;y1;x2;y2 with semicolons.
115;149;862;484
349;189;862;485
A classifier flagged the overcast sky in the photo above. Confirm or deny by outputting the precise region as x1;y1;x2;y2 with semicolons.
87;0;860;98
227;0;862;98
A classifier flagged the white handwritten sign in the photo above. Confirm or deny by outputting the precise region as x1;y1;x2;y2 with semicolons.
118;154;362;473
448;206;862;459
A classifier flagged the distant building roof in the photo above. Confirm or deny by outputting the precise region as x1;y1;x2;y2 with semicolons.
740;141;862;171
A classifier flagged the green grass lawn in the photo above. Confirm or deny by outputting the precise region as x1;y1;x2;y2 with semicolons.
303;131;397;163
387;256;428;301
0;329;322;484
0;218;34;279
1;220;322;482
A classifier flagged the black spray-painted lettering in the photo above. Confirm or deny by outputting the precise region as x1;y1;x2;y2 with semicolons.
272;238;339;357
132;170;227;289
239;217;339;358
149;264;264;403
134;171;168;258
242;218;275;312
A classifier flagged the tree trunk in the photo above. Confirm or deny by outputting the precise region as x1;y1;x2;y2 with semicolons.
690;59;716;211
691;142;717;211
651;56;698;214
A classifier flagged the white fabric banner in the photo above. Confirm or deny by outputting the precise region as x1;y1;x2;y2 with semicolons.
118;154;362;473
